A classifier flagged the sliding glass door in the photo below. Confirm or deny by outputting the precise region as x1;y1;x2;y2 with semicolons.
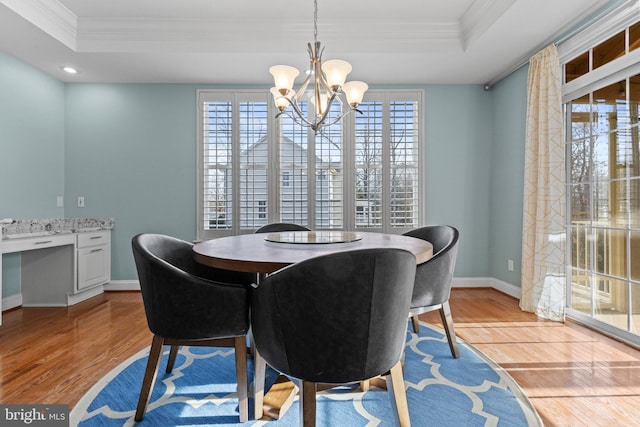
563;14;640;344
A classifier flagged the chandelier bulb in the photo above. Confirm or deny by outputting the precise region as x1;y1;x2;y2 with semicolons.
343;81;368;106
269;65;299;92
321;59;352;90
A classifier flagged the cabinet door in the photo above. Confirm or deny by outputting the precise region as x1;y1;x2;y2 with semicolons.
77;246;110;290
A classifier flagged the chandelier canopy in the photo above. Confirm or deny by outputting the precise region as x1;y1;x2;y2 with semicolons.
269;0;368;133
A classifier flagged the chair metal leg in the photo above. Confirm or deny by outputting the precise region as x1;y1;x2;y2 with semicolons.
135;335;164;421
253;347;266;420
234;336;249;422
386;361;411;427
410;315;420;333
166;345;179;373
300;381;317;427
439;301;459;358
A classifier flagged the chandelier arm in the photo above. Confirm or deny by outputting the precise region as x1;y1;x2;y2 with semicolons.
287;99;316;128
318;95;365;128
276;110;311;128
294;71;312;104
320;106;355;128
273;91;315;128
314;91;340;127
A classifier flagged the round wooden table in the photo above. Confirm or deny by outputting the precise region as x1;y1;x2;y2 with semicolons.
193;231;433;275
193;230;432;421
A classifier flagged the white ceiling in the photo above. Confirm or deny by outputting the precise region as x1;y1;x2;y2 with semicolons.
0;0;614;86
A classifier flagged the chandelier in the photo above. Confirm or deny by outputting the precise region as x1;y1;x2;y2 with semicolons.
268;0;368;133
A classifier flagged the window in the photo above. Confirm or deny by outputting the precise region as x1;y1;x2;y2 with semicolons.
197;90;423;239
561;5;640;344
258;201;266;219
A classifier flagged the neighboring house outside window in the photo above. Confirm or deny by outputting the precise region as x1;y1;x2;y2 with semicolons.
196;90;423;240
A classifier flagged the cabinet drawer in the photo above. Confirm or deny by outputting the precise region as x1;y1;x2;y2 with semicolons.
77;231;110;248
2;234;75;254
77;246;110;290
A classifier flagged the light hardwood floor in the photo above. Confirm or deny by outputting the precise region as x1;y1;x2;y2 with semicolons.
0;288;639;426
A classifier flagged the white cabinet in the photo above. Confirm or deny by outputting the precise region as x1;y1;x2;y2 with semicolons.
77;231;111;291
1;225;112;323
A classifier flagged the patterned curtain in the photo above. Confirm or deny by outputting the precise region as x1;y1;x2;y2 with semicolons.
520;44;566;321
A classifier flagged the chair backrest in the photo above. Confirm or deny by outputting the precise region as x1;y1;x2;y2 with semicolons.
254;223;310;233
251;248;416;384
402;225;459;308
131;233;250;340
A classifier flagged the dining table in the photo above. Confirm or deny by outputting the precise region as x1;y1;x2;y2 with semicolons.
192;230;433;420
193;230;432;274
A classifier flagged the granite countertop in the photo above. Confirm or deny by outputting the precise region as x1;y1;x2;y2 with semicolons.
1;218;114;240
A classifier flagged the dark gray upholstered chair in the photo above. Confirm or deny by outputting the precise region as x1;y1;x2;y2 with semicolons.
251;248;416;427
255;222;310;233
131;233;253;422
403;225;460;358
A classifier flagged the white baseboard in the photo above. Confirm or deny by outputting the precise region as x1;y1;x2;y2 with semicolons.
452;277;521;299
488;278;521;299
104;280;140;291
2;277;520;311
102;278;520;297
2;293;22;311
67;285;104;306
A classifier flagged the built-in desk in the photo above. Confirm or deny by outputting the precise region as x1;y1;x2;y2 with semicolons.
0;218;113;325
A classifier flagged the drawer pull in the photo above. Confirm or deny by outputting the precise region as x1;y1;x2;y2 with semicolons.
90;249;102;253
90;236;102;240
34;240;53;245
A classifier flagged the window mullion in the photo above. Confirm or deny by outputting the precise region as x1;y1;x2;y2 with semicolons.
381;95;391;233
231;94;242;234
307;127;316;228
343;113;356;231
268;101;280;223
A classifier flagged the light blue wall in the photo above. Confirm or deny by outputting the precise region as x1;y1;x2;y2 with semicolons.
63;83;496;280
64;84;200;281
0;52;66;297
1;51;531;291
424;85;493;277
489;66;529;284
0;52;66;218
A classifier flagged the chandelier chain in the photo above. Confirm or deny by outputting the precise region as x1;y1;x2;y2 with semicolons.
313;0;318;43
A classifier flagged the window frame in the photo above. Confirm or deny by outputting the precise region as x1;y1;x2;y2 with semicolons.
196;89;424;241
560;1;640;346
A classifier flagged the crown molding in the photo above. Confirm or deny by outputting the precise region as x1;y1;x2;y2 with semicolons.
76;18;462;53
0;0;462;55
460;0;517;50
0;0;485;55
0;0;76;49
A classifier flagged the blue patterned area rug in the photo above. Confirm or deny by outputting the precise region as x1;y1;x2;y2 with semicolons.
71;322;542;426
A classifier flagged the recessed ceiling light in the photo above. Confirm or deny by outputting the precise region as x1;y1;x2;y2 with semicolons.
63;66;78;74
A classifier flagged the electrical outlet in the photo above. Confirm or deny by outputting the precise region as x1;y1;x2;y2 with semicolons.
77;196;85;208
508;259;514;271
57;196;64;207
